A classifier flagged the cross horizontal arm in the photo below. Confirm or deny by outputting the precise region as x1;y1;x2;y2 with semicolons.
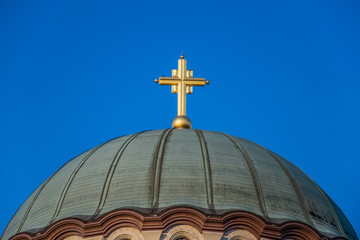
183;78;206;86
158;77;206;86
159;77;181;85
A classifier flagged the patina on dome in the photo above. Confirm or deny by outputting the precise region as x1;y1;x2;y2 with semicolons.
1;129;358;240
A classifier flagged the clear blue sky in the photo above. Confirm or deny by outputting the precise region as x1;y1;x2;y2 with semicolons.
0;0;359;237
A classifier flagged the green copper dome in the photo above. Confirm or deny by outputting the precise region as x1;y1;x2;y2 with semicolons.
1;129;358;240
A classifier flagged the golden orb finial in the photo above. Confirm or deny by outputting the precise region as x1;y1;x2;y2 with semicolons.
180;55;184;59
172;115;192;129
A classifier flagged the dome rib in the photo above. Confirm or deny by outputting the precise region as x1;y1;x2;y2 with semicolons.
253;141;314;227
298;166;346;237
49;141;107;224
222;133;268;219
92;132;145;219
1;185;41;239
324;191;357;239
195;130;214;213
15;145;97;234
16;172;54;234
150;129;173;210
318;187;346;237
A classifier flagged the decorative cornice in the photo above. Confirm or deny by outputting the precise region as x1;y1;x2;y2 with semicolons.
9;207;331;240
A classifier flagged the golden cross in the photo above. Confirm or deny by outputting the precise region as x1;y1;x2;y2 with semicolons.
155;55;209;116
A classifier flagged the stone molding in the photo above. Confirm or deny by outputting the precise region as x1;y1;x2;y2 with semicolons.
162;225;203;240
223;229;257;240
107;227;144;240
64;237;84;240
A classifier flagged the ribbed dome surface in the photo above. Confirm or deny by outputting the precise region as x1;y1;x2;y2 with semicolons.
2;129;357;240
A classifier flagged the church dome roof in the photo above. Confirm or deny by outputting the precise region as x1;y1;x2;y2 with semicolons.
1;129;357;240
